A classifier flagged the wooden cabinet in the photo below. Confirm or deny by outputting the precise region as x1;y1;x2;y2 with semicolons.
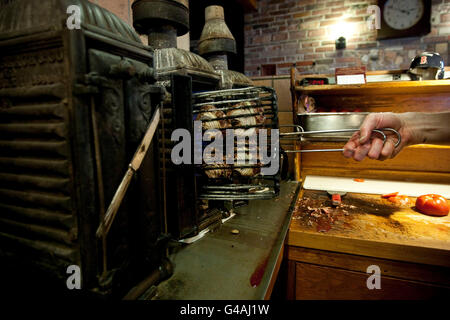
287;247;450;300
281;188;450;300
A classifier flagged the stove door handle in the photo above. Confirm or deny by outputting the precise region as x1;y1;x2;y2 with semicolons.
96;106;161;238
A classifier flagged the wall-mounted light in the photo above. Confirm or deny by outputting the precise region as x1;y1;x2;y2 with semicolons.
329;17;356;50
335;36;346;50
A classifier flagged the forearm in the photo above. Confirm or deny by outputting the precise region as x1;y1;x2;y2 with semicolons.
400;112;450;146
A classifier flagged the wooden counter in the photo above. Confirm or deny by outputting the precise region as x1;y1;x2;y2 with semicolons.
284;189;450;299
282;68;450;299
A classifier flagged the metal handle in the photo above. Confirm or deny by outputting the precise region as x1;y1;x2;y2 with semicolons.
96;107;161;238
280;126;401;153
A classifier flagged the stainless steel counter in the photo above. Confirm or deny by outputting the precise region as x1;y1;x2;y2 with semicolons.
152;181;300;300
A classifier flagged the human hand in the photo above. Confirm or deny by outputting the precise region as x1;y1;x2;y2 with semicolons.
342;113;415;161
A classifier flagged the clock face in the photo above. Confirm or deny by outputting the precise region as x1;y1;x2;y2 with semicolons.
383;0;424;30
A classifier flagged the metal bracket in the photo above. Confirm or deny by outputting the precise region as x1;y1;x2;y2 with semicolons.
109;59;155;83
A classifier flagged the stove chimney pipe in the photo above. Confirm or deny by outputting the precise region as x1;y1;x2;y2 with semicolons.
132;0;189;49
198;5;237;71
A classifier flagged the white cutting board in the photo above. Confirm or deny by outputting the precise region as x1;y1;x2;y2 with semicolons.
303;175;450;199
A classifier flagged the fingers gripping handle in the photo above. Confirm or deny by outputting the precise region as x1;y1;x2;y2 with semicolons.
378;128;402;148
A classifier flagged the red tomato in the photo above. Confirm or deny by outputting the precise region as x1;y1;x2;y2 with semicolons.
387;195;410;206
415;194;449;217
353;178;365;182
381;192;398;198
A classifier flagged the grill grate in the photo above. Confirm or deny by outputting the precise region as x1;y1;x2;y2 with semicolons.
192;86;280;200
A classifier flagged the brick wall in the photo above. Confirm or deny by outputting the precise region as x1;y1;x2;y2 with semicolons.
244;0;450;76
89;0;132;25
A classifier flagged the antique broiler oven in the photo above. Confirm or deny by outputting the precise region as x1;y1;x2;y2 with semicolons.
132;1;280;242
132;0;225;240
0;0;170;298
192;6;280;208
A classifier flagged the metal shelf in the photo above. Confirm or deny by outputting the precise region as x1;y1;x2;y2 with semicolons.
294;79;450;96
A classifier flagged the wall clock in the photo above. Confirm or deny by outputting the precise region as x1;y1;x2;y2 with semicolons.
377;0;431;40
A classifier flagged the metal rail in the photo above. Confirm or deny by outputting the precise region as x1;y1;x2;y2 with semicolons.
280;127;401;153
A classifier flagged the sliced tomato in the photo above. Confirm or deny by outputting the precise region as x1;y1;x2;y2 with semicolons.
415;194;449;217
353;178;365;182
387;195;410;206
381;192;398;199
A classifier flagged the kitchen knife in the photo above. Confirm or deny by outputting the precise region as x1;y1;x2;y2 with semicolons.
327;191;347;206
